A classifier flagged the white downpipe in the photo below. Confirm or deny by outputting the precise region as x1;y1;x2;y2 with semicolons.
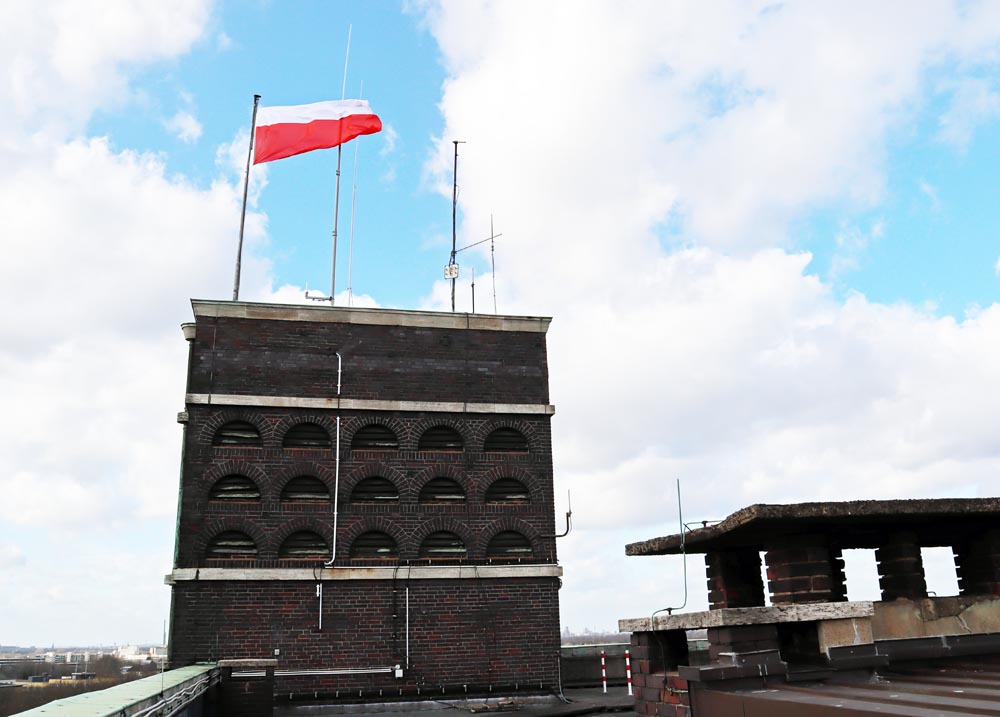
325;353;343;567
405;587;410;669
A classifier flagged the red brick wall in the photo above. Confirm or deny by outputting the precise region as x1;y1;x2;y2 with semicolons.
170;578;561;694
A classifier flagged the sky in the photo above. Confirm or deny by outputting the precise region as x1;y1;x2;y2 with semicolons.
2;0;1000;647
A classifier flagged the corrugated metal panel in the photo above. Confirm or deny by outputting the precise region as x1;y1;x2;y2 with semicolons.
207;531;257;559
279;531;328;559
486;478;530;503
212;420;261;446
351;477;399;503
418;426;464;451
209;474;260;501
282;422;331;448
483;428;529;452
350;531;398;558
280;475;330;502
419;477;466;503
419;531;467;559
351;424;399;450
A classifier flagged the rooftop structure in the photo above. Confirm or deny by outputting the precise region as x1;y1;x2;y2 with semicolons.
619;497;1000;716
166;300;562;704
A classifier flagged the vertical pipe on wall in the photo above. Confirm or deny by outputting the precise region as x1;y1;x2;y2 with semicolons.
326;353;343;567
406;587;410;669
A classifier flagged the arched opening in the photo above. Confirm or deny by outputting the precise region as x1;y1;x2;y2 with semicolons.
282;422;331;448
485;478;530;504
419;531;467;560
208;475;261;501
212;421;261;447
351;477;399;503
418;426;464;452
352;425;399;450
280;476;330;502
487;531;534;559
206;531;257;560
279;531;328;559
484;428;529;452
350;531;398;559
419;477;466;503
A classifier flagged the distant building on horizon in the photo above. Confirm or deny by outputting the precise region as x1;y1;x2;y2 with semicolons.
166;300;563;700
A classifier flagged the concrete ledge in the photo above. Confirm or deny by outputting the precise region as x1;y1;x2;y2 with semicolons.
618;601;874;632
192;299;552;333
186;393;556;416
166;565;563;583
219;659;278;669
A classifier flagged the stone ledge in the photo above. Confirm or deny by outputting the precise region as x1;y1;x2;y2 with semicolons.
166;565;563;583
185;393;556;415
618;601;874;632
191;299;552;333
218;659;278;669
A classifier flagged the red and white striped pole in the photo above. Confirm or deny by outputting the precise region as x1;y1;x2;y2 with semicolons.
625;649;633;696
600;650;607;693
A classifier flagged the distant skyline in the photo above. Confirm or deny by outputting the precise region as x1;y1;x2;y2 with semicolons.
4;0;1000;645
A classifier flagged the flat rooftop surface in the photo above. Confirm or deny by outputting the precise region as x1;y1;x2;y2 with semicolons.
626;497;1000;555
696;657;1000;716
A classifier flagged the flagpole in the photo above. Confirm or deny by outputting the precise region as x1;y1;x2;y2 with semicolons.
330;25;352;306
233;94;261;301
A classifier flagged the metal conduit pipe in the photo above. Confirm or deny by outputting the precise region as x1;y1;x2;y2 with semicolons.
325;353;343;568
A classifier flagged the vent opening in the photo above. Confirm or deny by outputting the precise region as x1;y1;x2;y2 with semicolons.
484;428;529;452
280;476;330;502
419;477;466;503
279;531;328;559
209;475;261;501
351;477;399;503
283;422;331;448
351;531;398;558
418;426;464;452
206;531;257;559
485;478;530;504
352;425;399;450
487;531;534;559
212;421;261;447
419;531;467;560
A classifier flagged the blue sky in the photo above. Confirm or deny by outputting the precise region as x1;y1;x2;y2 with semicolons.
3;0;1000;647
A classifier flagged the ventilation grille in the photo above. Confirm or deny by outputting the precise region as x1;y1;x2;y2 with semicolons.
419;477;466;503
279;531;328;559
483;428;529;452
212;421;261;447
418;426;464;451
280;476;330;502
419;531;467;559
207;531;257;559
209;475;261;501
283;423;331;448
352;425;399;450
351;477;399;503
485;478;530;504
487;531;533;558
351;531;398;558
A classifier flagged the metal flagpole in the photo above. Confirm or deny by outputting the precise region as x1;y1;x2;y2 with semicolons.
347;81;363;307
330;25;352;305
233;94;261;301
450;140;463;312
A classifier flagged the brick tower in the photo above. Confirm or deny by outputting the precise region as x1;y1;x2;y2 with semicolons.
167;300;562;700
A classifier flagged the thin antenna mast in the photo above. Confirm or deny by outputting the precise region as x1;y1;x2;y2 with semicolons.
347;80;363;307
232;94;261;301
490;215;499;313
448;140;465;312
329;25;352;306
471;267;476;314
453;225;501;313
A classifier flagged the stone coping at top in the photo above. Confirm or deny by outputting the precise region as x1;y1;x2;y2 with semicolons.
191;299;551;333
618;601;875;633
626;497;1000;555
217;658;278;668
166;565;563;583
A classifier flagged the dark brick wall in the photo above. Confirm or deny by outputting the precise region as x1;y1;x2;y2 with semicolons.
188;316;550;404
170;578;561;694
175;407;555;567
170;307;561;697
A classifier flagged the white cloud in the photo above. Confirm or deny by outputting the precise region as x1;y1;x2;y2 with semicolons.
379;124;399;156
0;544;26;569
165;109;203;143
419;1;1000;631
937;77;1000;151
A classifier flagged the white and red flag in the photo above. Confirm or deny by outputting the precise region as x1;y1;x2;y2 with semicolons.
253;99;382;164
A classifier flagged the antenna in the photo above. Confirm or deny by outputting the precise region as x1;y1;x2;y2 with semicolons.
649;479;688;627
447;140;466;312
454;223;502;314
347;80;363;307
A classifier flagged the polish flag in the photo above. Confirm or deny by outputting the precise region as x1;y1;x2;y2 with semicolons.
253;99;382;164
